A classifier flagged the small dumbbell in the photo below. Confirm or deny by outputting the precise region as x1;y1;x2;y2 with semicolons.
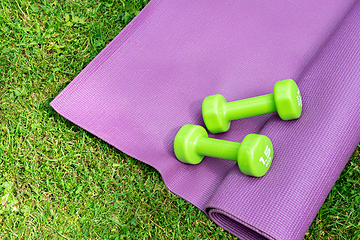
202;79;302;133
174;124;273;177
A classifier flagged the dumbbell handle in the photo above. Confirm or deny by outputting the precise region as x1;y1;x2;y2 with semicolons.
195;137;241;161
225;94;276;120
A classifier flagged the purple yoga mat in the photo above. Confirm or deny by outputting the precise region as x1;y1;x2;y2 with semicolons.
51;0;360;239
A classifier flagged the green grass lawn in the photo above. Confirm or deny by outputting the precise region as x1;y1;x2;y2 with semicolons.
0;0;359;239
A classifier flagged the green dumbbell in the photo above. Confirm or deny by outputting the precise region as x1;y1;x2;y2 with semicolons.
174;124;273;177
202;79;302;133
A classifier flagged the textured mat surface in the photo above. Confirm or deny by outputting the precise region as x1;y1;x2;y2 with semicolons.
51;0;360;239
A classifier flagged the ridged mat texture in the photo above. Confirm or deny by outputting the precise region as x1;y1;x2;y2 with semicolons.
50;0;360;239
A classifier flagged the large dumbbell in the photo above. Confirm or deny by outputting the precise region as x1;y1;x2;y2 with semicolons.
174;124;273;177
202;79;302;133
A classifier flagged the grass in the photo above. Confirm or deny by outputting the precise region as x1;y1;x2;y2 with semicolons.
0;0;359;239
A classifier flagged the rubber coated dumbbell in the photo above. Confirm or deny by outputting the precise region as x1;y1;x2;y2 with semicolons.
174;124;273;177
202;79;302;133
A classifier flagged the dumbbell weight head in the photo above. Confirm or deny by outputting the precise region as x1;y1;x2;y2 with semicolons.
174;124;273;177
273;79;302;120
174;124;208;164
202;94;230;133
238;134;273;177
